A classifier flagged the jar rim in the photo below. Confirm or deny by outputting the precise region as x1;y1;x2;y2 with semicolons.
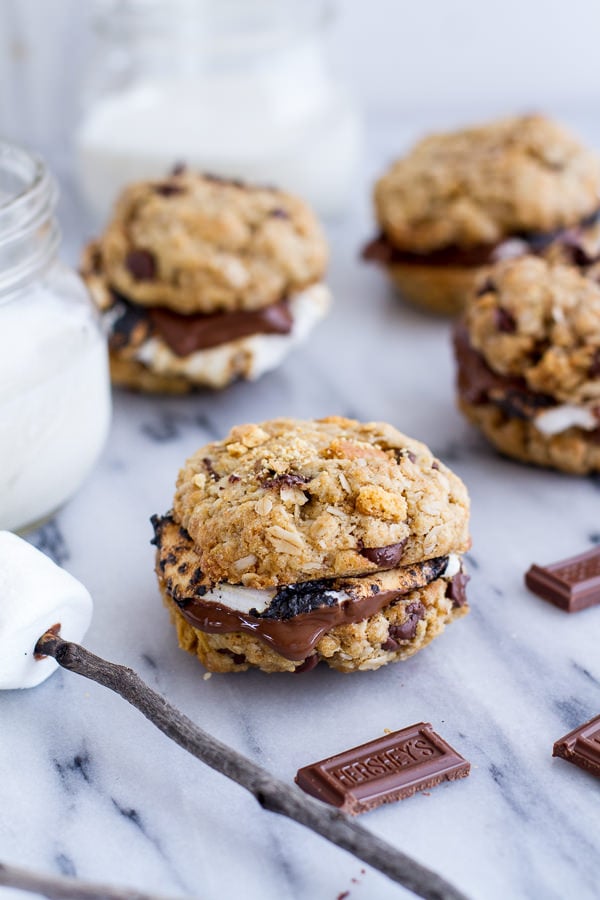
0;142;60;297
0;142;54;233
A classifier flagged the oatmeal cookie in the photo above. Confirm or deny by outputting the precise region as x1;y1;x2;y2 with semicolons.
455;256;600;473
81;173;330;392
92;171;328;315
151;417;471;674
174;416;470;588
364;115;600;314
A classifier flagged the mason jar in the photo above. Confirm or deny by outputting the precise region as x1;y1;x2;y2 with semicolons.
0;142;112;532
75;0;362;221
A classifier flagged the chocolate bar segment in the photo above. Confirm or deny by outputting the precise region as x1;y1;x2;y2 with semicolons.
553;714;600;776
525;547;600;612
295;723;470;815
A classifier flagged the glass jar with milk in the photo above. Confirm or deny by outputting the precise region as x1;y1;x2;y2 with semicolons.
75;0;362;221
0;142;111;532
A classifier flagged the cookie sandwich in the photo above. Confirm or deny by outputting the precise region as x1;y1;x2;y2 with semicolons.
454;256;600;473
364;115;600;314
82;171;330;391
151;416;471;674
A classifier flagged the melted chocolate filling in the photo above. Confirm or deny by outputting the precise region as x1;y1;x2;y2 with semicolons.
168;557;452;661
454;324;558;419
363;208;600;270
109;291;293;357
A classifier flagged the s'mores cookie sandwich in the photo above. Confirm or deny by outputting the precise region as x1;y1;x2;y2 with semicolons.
82;170;330;391
151;416;471;674
364;115;600;314
454;256;600;473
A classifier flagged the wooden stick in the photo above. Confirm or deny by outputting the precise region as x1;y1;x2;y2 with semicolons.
0;860;177;900
36;632;468;900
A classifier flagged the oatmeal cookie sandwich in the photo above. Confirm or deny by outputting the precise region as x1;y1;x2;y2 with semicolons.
151;416;471;674
82;170;330;391
364;115;600;314
454;256;600;473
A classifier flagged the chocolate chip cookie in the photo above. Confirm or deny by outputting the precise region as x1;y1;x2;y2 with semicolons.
152;416;471;673
82;170;330;391
454;256;600;473
364;115;600;315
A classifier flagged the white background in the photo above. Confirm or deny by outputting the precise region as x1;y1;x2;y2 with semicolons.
2;0;600;163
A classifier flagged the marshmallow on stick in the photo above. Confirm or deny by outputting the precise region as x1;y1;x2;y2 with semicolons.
0;531;92;689
0;533;466;898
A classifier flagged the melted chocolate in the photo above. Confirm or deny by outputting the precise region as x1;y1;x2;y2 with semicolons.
454;324;556;416
174;590;415;661
446;572;470;608
169;558;449;662
109;293;293;357
363;208;600;270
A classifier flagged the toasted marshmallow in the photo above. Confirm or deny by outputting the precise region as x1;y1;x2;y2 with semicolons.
0;531;93;689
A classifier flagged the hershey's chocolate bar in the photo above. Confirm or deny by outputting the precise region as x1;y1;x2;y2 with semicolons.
553;714;600;776
295;722;470;815
525;547;600;612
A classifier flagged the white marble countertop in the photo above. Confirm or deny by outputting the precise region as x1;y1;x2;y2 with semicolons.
2;115;600;900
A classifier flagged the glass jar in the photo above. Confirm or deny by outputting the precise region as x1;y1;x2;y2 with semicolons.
75;0;362;220
0;142;112;532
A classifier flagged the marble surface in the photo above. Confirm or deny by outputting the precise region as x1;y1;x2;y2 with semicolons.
2;115;600;900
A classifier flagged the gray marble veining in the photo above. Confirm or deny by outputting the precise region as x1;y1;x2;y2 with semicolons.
1;115;599;900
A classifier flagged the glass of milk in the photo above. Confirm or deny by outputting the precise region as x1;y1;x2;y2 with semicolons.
0;142;112;532
75;0;362;221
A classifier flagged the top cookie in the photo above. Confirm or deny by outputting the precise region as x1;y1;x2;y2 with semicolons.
375;115;600;253
465;256;600;404
94;172;328;315
173;416;470;589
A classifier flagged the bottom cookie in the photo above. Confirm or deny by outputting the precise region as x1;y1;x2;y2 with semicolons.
459;399;600;475
160;575;468;674
386;262;485;316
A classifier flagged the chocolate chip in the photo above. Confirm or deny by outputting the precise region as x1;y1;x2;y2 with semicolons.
269;208;289;219
494;307;517;333
126;249;156;281
203;457;220;481
476;278;497;297
260;472;310;490
171;162;187;175
381;638;399;652
589;349;600;379
155;183;184;197
431;461;440;470
446;572;470;608
359;540;407;570
177;562;188;574
228;474;241;483
386;601;426;643
293;655;319;674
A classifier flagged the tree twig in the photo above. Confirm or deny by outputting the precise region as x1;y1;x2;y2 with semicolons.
36;632;469;900
0;860;178;900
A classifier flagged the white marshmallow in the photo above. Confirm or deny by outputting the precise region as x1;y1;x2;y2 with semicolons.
534;404;599;437
0;531;92;689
